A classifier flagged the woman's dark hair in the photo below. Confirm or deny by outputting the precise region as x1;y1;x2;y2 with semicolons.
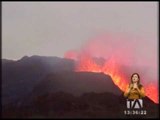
130;73;142;89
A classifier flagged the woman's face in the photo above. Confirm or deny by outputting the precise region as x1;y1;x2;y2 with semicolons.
132;74;139;83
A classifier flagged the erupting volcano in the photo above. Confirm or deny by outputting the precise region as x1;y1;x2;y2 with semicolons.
64;33;158;104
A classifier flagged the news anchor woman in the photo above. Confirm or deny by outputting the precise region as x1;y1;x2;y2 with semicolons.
124;73;145;99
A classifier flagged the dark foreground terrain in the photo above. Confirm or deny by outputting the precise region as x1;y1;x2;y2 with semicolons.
2;91;159;118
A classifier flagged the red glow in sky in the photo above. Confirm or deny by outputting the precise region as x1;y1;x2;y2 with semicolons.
64;33;158;103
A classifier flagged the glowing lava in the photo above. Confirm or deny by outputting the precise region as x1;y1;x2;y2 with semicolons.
65;53;158;104
64;33;158;104
76;55;128;92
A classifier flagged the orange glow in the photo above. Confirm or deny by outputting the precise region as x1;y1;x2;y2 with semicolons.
63;33;158;104
76;55;128;92
76;55;101;73
65;54;158;104
102;57;128;91
145;83;159;104
64;50;78;61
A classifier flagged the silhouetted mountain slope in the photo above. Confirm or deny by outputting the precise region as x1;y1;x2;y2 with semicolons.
31;71;122;97
2;55;74;105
